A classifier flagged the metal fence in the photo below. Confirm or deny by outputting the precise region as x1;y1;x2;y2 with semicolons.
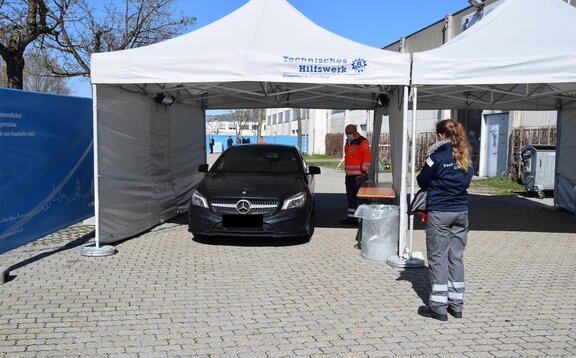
509;126;556;178
327;126;557;177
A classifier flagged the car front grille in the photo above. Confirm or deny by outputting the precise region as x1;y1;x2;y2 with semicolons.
210;198;279;215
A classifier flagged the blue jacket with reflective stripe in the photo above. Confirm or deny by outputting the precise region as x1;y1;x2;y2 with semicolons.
416;143;474;212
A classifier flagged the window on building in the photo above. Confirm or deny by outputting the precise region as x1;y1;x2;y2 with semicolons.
273;113;277;124
278;112;283;123
266;115;271;125
332;109;345;114
292;109;308;121
285;110;291;122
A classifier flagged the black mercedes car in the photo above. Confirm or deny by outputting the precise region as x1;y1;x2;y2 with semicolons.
188;144;320;239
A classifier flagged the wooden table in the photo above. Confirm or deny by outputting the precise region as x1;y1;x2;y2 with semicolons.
357;182;395;202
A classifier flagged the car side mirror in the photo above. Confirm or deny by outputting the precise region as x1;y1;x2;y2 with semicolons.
308;166;321;175
198;164;209;173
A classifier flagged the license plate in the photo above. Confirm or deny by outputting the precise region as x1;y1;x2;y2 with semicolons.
222;215;263;227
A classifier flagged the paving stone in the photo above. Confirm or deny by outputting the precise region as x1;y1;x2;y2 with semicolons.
0;170;574;357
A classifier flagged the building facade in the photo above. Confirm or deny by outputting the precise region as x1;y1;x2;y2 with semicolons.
263;108;329;154
383;0;567;177
269;0;567;178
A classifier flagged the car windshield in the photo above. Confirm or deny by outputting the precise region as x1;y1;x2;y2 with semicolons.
213;147;302;174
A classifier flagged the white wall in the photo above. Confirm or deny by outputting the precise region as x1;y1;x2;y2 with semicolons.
264;108;328;154
511;111;557;128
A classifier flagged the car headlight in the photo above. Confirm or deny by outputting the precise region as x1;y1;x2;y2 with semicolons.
191;189;208;208
281;192;306;210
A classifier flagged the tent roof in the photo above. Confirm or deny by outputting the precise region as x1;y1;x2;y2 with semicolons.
412;0;576;110
90;0;410;110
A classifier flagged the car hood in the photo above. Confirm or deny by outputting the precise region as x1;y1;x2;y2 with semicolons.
197;173;308;199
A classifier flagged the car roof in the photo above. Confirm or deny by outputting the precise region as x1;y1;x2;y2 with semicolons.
228;144;298;151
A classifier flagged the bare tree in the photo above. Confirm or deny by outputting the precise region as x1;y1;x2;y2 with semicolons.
1;51;69;94
230;109;257;141
206;119;221;135
0;0;64;89
256;108;264;143
25;49;69;93
39;0;196;78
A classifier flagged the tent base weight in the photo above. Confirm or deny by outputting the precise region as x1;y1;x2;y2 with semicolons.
80;245;117;257
386;256;425;268
0;267;9;284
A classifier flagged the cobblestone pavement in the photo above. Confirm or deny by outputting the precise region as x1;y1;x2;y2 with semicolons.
1;164;575;357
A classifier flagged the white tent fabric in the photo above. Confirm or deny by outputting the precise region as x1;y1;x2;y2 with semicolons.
90;0;411;244
412;0;576;111
414;0;576;85
409;0;576;226
91;0;410;110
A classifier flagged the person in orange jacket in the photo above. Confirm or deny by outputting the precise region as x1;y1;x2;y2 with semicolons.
339;124;370;225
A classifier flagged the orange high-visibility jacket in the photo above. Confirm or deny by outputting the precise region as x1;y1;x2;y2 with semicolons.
344;134;370;176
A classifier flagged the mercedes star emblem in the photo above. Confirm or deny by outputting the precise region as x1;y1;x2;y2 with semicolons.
236;199;251;214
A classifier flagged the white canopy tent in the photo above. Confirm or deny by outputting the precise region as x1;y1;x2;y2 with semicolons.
410;0;576;220
90;0;412;247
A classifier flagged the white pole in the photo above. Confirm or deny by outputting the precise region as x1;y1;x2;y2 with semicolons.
80;85;117;256
388;86;424;268
408;87;418;258
92;84;100;249
397;86;410;259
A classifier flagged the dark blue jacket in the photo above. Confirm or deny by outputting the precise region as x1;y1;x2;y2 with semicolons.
416;143;474;212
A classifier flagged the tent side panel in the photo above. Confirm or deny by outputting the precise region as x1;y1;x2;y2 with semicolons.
169;103;206;214
389;87;405;205
96;85;204;243
555;109;576;214
97;86;156;242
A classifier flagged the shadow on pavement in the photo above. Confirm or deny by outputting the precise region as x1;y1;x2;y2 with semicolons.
313;193;358;228
192;235;309;247
169;212;309;247
396;267;430;305
169;213;188;225
410;194;575;233
8;231;94;272
175;191;575;239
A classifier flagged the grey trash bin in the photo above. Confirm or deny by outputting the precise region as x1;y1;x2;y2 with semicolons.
520;144;556;199
354;204;399;261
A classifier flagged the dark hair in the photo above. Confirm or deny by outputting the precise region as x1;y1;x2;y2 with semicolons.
345;124;357;133
436;119;470;172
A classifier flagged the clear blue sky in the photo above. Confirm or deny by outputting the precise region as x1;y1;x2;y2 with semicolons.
72;0;473;98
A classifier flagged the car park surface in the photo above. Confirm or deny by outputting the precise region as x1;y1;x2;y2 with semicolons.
0;158;575;357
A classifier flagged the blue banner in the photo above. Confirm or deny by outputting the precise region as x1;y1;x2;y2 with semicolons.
0;89;93;254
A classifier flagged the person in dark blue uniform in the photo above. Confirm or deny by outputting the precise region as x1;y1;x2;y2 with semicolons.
416;119;474;321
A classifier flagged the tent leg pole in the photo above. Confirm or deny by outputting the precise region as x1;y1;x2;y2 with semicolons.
408;88;424;266
80;84;117;257
388;86;424;268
